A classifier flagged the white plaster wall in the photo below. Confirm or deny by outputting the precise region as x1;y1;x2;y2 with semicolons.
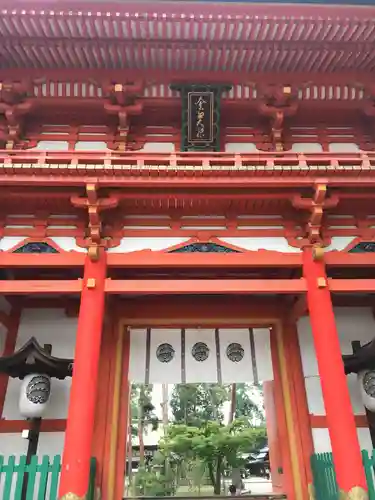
225;143;258;152
0;432;64;458
3;308;77;420
298;307;375;452
139;142;175;152
312;428;372;454
220;237;301;252
50;237;86;252
107;237;190;253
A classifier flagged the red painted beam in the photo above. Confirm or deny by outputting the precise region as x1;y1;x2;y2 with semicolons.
329;279;375;293
104;279;307;294
0;280;82;294
0;277;374;295
325;252;375;267
106;252;303;268
0;253;85;268
2;174;375;189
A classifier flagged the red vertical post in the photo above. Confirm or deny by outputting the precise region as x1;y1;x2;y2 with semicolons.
302;247;367;497
59;249;107;499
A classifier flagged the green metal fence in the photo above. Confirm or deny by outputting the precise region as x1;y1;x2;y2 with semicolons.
311;450;375;500
0;455;97;500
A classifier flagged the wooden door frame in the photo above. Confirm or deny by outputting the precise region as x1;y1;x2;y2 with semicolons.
97;296;309;500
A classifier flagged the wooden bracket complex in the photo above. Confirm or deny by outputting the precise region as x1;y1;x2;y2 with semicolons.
292;183;339;250
92;80;144;151
0;79;39;148
257;84;298;151
71;184;118;260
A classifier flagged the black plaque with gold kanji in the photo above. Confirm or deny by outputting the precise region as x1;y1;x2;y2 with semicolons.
171;83;231;152
187;91;214;144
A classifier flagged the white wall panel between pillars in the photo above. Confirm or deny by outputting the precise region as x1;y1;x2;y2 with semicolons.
312;428;373;454
129;328;274;384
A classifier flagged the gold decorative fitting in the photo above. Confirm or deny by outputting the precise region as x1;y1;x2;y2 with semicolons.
339;486;369;500
312;246;324;261
317;277;327;288
58;493;86;500
86;278;96;289
88;246;99;262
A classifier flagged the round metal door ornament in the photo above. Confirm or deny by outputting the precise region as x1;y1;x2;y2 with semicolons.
226;343;245;363
156;343;175;363
26;374;51;404
192;342;210;362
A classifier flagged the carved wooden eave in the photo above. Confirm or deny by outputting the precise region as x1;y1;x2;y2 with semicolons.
1;2;375;74
343;340;375;375
0;337;73;379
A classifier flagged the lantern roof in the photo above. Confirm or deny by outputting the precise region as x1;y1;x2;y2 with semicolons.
343;340;375;375
0;337;73;379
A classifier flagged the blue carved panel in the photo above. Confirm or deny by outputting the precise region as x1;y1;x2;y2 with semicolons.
169;242;239;253
13;242;59;254
349;242;375;253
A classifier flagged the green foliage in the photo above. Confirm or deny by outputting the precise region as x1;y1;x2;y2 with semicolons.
160;419;267;495
130;384;159;435
133;467;175;497
234;383;265;425
170;384;229;426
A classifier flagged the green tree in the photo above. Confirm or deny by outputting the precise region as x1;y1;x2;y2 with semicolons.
235;383;265;425
130;384;159;465
160;419;267;495
170;384;229;426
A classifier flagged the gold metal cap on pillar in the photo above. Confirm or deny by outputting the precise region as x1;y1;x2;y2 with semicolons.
312;245;324;261
59;493;87;500
339;486;369;500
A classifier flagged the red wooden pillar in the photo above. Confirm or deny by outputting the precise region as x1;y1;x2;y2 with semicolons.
59;249;107;499
302;247;368;498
